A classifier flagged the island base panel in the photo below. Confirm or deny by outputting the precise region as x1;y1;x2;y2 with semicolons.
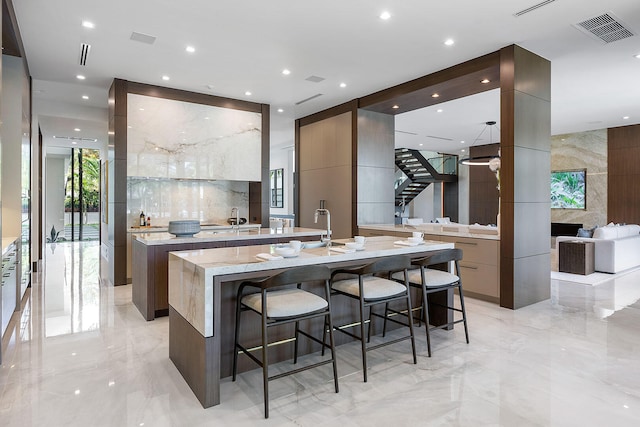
169;306;220;408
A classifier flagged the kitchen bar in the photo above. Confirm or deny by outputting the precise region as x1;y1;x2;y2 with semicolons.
167;235;454;408
131;226;325;320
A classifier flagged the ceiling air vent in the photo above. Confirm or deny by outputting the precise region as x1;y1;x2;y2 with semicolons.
395;130;418;135
79;43;91;66
53;136;98;142
130;31;157;45
295;93;323;105
305;75;325;83
574;12;635;44
514;0;557;17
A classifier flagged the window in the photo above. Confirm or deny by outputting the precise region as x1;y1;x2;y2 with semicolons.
270;168;284;208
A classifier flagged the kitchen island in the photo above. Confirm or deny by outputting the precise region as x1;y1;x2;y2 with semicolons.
168;235;454;408
131;227;324;320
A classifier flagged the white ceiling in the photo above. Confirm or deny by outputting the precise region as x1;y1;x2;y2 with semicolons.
12;0;640;153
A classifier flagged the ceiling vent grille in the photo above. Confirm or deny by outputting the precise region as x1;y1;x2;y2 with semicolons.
395;130;418;135
53;136;98;142
130;31;157;45
574;12;635;43
79;43;91;66
514;0;557;17
295;93;323;105
305;75;325;83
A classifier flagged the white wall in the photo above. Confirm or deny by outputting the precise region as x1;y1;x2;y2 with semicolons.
269;146;294;215
1;56;25;238
44;156;66;240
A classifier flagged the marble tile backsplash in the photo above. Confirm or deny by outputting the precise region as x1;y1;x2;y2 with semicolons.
127;178;249;227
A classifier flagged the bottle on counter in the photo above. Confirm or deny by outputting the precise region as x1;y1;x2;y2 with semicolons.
147;216;151;227
140;211;146;227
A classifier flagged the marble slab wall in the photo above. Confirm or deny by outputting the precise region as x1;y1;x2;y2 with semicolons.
551;129;607;228
127;178;249;227
127;93;261;181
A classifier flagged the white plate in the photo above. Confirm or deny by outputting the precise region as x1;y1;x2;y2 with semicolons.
281;252;299;258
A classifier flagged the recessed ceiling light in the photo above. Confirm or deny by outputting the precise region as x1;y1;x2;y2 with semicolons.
185;45;195;53
139;108;144;111
282;69;291;75
380;11;391;20
74;128;81;132
340;82;347;88
460;140;465;144
436;109;443;113
127;125;132;129
72;141;77;145
82;95;89;100
206;84;215;90
419;143;423;146
461;149;466;152
277;108;284;113
634;54;640;59
204;117;209;120
82;21;94;29
108;131;114;135
162;75;170;81
623;116;630;119
76;75;86;80
392;105;399;109
481;78;490;84
245;91;252;96
431;93;440;98
444;39;455;46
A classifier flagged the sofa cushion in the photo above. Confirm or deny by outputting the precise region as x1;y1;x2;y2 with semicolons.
619;224;640;237
593;226;618;240
576;226;597;238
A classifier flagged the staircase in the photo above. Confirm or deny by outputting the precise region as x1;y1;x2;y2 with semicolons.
394;148;457;207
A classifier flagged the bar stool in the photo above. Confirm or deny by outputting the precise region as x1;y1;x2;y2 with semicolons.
392;248;468;357
232;265;339;418
329;255;416;382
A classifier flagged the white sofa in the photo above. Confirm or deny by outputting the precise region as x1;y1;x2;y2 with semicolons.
556;224;640;273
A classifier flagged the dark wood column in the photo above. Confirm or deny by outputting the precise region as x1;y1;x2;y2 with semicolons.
607;124;640;224
499;45;551;309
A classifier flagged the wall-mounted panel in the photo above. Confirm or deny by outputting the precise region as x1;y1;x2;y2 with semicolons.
127;94;261;181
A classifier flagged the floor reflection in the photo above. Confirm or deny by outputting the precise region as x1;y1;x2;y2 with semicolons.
43;241;101;337
551;267;640;319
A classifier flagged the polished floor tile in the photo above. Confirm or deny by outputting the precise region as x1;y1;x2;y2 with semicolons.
1;241;640;426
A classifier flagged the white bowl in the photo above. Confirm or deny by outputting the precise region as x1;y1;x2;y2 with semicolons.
274;247;296;257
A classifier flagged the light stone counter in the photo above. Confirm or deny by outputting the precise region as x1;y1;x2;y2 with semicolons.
359;223;500;240
133;226;323;246
167;235;454;408
127;222;262;234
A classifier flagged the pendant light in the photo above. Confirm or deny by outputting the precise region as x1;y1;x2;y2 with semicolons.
458;121;501;166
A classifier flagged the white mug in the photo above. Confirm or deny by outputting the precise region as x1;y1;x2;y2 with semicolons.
289;240;302;252
412;231;424;240
354;235;366;245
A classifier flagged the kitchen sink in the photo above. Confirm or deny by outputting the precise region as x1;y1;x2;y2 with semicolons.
302;241;327;249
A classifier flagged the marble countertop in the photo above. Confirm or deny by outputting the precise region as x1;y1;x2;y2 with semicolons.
133;226;324;246
360;223;500;240
169;235;455;337
127;222;261;233
2;237;19;256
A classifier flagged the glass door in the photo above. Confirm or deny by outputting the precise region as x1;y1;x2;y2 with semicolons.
64;148;100;241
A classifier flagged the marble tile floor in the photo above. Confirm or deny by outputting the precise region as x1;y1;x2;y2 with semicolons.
1;241;640;426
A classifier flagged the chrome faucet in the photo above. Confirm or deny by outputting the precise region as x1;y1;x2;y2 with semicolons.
314;208;331;246
231;207;239;230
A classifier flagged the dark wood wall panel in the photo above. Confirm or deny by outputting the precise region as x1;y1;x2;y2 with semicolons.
608;124;640;224
468;144;500;225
